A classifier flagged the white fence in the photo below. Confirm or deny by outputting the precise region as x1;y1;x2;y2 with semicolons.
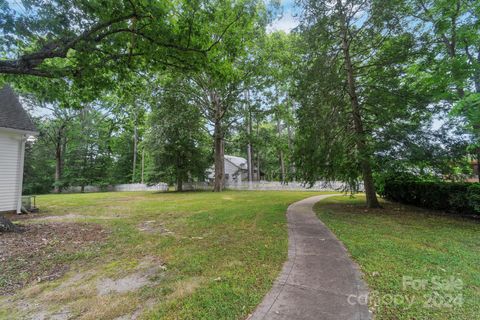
62;183;169;194
182;182;211;191
182;181;363;192
111;183;169;192
228;181;358;191
61;181;362;193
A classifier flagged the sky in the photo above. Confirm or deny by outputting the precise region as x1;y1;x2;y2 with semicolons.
267;0;299;33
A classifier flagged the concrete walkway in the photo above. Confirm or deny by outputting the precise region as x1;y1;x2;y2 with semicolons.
248;195;371;320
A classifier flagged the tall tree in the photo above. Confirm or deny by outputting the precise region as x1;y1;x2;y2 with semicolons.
407;0;479;179
407;0;479;99
452;94;480;181
146;80;210;191
40;106;80;192
262;32;298;182
163;0;267;191
295;0;437;207
63;106;114;190
18;86;84;193
335;0;379;207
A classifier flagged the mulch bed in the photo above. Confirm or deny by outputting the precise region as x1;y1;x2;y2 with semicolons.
0;221;108;295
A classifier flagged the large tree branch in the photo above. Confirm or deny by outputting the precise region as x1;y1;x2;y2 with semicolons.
0;13;140;77
0;62;57;77
1;3;246;78
205;11;244;52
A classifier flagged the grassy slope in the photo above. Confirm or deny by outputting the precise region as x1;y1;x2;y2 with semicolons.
315;195;480;320
1;191;329;320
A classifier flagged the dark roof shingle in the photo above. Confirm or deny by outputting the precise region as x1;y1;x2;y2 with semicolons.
0;85;37;133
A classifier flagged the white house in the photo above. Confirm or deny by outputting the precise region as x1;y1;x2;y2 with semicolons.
207;155;262;183
0;85;37;213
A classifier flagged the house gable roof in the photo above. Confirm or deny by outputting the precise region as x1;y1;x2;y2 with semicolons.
0;85;37;133
225;155;248;169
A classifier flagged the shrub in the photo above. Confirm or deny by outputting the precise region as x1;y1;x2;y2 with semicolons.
378;173;480;215
468;184;480;213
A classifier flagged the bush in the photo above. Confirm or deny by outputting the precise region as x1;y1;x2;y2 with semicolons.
468;183;480;213
378;173;480;215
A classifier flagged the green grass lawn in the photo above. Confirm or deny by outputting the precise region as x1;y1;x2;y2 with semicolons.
315;195;480;320
1;190;329;320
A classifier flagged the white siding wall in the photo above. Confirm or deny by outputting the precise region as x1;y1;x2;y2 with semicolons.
0;131;21;212
224;160;240;182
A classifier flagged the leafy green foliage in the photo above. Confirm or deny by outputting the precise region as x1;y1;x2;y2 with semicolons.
452;93;480;175
62;108;116;189
0;0;247;79
378;173;480;215
22;101;146;193
4;0;478;200
293;0;476;197
145;79;210;189
23;139;55;195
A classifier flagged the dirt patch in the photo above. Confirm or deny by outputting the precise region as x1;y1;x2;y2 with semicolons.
168;277;204;300
97;270;156;295
29;307;72;320
6;212;125;222
97;258;166;295
114;298;156;320
33;213;92;221
0;222;108;295
4;257;165;320
137;220;174;235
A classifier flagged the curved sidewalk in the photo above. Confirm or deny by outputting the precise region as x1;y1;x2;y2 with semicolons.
248;195;371;320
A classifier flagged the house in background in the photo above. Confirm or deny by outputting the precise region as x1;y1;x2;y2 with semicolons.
207;155;263;184
0;85;38;213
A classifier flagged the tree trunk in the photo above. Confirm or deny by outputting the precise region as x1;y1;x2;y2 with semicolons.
279;151;285;183
446;48;465;98
256;152;261;181
338;0;380;208
437;13;465;99
177;176;183;192
474;50;480;93
245;91;253;182
247;141;253;182
54;146;62;193
80;143;88;192
132;111;138;183
277;118;286;183
287;96;295;180
141;147;145;184
287;123;294;180
211;90;226;192
477;148;480;183
53;128;64;194
213;120;225;192
256;117;261;181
